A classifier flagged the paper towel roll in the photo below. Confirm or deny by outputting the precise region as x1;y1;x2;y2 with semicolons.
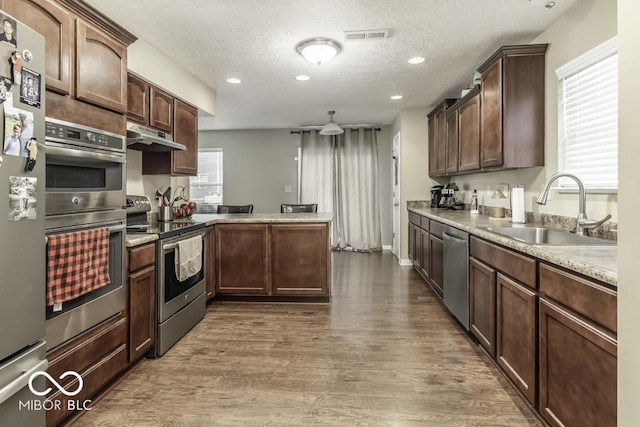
512;187;525;224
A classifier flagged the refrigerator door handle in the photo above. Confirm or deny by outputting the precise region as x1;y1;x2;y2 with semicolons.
0;359;48;406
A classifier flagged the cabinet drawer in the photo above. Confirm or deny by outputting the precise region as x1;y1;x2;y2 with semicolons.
46;344;128;427
47;316;126;388
129;242;155;272
420;216;430;231
539;263;617;333
470;236;536;289
429;220;444;239
409;212;421;226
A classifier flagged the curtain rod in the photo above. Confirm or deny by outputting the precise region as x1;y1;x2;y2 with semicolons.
291;128;381;134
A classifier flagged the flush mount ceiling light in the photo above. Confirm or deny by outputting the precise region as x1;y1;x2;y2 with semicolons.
296;38;342;65
319;110;344;135
408;56;425;65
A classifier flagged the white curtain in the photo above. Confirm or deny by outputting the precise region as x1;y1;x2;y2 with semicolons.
300;129;382;251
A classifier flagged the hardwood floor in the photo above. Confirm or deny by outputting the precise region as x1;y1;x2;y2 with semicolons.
75;251;540;426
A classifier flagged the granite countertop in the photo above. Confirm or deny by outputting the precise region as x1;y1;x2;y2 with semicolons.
191;213;333;226
125;233;158;247
408;206;617;287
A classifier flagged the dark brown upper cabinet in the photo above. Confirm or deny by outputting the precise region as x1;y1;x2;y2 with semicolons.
456;86;481;172
478;44;547;169
427;99;457;178
127;73;174;134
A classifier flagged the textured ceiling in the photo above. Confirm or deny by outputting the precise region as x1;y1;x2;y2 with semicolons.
88;0;578;130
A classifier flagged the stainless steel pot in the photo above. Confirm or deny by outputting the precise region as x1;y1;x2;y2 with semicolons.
158;206;174;222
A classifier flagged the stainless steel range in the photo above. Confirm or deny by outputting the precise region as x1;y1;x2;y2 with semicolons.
126;195;206;356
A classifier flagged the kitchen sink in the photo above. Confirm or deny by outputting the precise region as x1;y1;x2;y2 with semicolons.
480;226;616;246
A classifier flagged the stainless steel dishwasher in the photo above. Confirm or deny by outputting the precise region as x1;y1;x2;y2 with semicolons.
443;225;470;330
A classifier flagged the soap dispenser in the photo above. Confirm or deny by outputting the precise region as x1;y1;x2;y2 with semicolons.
470;189;479;215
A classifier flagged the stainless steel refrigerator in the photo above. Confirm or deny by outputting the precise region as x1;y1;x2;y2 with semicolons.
0;11;47;426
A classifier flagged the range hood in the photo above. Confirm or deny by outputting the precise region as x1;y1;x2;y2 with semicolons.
126;121;186;151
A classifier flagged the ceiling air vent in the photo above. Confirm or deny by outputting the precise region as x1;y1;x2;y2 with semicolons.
344;29;390;41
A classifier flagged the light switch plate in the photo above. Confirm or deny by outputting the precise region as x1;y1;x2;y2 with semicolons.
284;185;292;193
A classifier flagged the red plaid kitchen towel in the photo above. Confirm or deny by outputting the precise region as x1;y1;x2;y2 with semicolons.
46;228;111;306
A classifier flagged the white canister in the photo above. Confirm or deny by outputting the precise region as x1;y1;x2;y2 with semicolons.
511;186;526;224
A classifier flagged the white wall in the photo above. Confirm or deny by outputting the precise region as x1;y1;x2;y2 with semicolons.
127;38;216;116
451;0;617;222
617;0;639;424
394;106;430;261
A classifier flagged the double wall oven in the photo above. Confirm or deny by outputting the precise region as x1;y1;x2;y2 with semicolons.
44;119;127;351
126;196;206;356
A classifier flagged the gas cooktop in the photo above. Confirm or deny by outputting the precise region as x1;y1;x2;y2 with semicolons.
126;195;205;239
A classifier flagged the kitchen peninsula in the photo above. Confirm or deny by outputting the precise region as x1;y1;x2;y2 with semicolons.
193;213;333;301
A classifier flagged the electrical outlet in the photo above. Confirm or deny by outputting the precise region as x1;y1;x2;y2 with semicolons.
284;185;292;193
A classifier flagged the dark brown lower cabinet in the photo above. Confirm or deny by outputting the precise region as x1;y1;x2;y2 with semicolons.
408;223;415;263
205;226;215;300
215;224;269;295
127;242;156;363
128;265;155;362
496;273;536;404
271;224;329;296
46;316;127;427
539;298;617;427
469;256;496;357
429;234;444;297
419;229;430;281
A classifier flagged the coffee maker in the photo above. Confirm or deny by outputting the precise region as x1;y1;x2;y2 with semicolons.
430;185;444;208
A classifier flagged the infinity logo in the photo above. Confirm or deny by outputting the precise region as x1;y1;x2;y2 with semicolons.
28;371;83;397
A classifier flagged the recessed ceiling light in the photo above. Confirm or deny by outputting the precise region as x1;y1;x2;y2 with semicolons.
390;95;403;100
226;78;242;84
408;57;425;65
295;75;310;81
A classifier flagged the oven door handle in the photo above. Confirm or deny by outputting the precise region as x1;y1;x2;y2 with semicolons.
45;223;126;244
46;144;126;164
163;232;206;251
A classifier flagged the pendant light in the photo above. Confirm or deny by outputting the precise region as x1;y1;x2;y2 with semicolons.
319;110;344;135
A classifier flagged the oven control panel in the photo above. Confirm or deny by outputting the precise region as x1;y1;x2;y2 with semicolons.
126;195;152;214
45;118;125;152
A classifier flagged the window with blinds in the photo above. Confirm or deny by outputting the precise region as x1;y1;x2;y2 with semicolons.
556;37;618;189
189;149;223;213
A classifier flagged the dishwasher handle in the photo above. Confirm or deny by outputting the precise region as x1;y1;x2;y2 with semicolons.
443;231;468;246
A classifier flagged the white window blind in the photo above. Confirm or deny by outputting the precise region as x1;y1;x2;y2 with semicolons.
556;37;618;189
189;149;223;213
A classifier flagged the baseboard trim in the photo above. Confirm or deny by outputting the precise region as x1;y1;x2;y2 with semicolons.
399;259;413;266
382;245;392;251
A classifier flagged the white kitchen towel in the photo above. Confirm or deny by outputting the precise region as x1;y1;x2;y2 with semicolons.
512;186;526;224
174;236;202;282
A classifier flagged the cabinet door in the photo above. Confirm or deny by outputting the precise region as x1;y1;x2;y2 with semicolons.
429;235;444;297
419;228;430;281
128;265;155;362
539;298;616;427
407;223;415;262
150;86;174;133
435;109;447;176
215;224;269;295
445;109;459;174
205;226;215;300
412;224;421;270
271;224;329;296
458;92;481;171
497;273;536;404
172;99;198;175
75;19;127;113
469;257;496;357
428;116;437;177
127;73;149;125
2;0;73;95
480;59;503;168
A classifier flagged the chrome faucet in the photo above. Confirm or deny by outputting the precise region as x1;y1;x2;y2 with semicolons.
535;172;611;235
